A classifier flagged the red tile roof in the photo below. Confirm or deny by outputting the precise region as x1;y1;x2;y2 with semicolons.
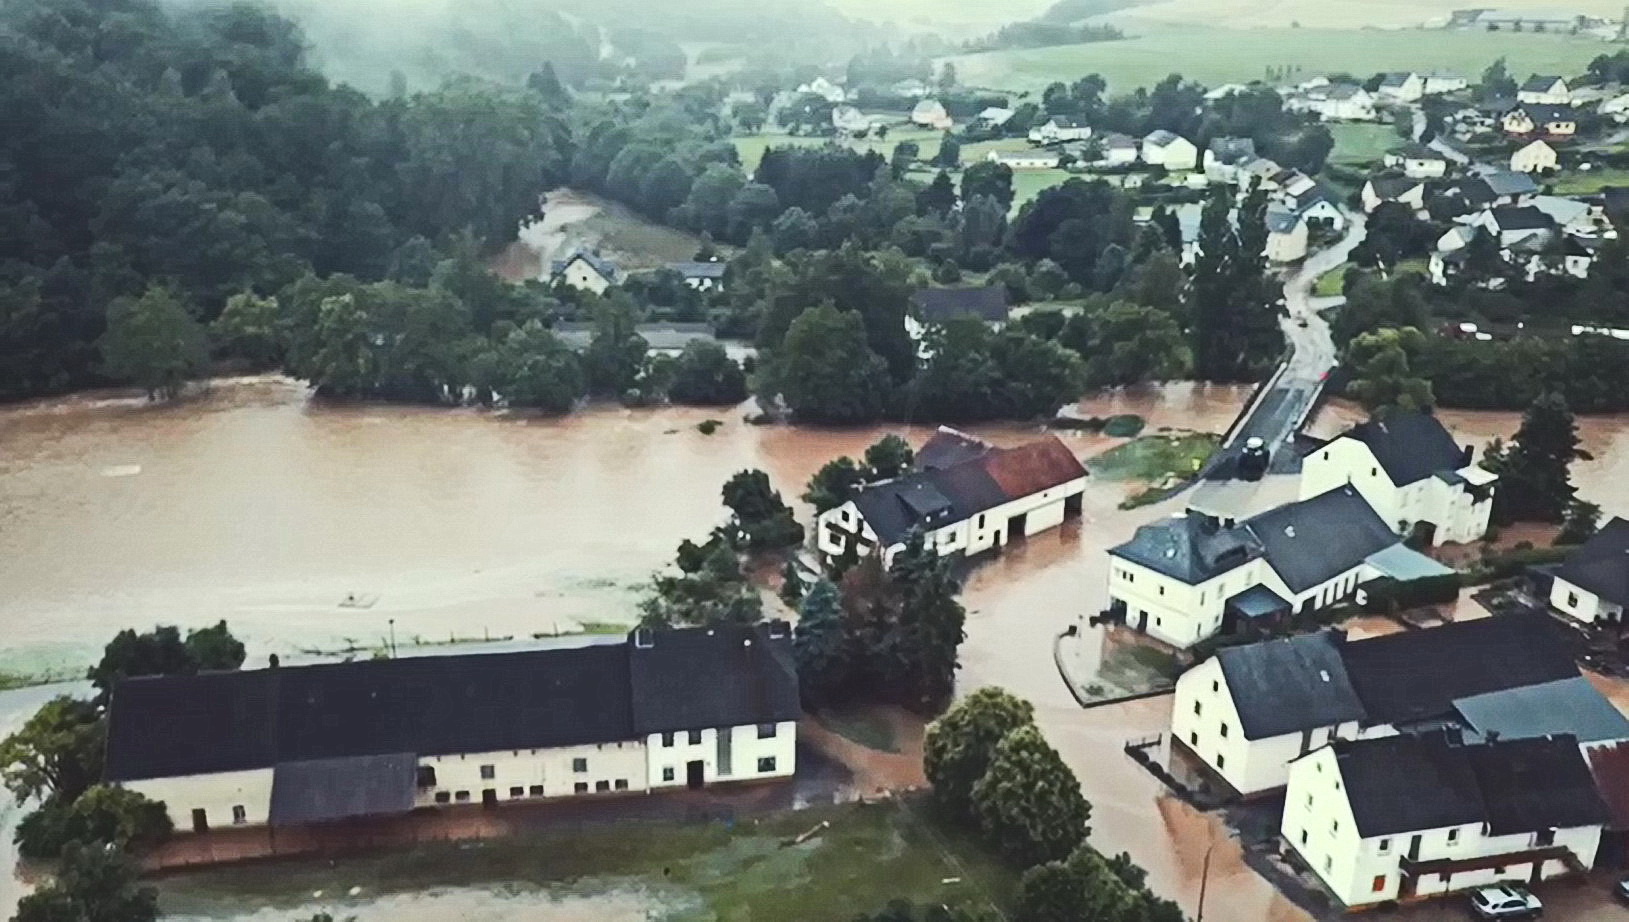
981;436;1087;500
1586;740;1629;830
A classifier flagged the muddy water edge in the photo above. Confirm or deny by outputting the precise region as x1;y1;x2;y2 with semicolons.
0;377;1291;920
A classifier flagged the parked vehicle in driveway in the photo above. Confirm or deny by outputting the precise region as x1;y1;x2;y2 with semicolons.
1470;885;1542;920
1616;876;1629;903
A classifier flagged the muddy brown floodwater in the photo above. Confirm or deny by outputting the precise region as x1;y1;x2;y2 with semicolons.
0;377;1284;920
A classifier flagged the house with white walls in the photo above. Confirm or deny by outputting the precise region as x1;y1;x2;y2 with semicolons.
910;99;953;130
1141;130;1199;170
1383;143;1449;180
1518;75;1571;105
1361;177;1426;215
1423;72;1469;95
1377;72;1425;102
817;429;1086;567
1284;84;1376;122
1107;486;1423;650
1299;411;1496;545
1204;137;1257;183
1169;613;1587;798
1502;103;1577;138
1028;116;1091;143
1510;139;1559;174
1265;207;1309;262
1282;733;1608;909
548;250;620;293
1549;517;1629;626
105;624;800;834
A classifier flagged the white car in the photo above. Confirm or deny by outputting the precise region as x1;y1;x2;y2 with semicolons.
1470;885;1542;920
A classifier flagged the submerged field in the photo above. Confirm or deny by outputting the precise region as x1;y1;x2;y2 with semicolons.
157;799;1019;922
946;26;1610;94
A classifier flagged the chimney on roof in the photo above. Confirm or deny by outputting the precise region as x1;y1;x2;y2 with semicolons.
765;619;790;640
268;653;280;669
633;627;654;650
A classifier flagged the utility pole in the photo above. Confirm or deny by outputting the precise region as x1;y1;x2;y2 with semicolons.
388;618;397;658
1196;840;1217;922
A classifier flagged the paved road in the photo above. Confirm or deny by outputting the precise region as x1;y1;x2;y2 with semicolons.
1203;213;1367;482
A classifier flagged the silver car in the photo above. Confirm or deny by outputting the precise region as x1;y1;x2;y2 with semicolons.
1469;885;1542;920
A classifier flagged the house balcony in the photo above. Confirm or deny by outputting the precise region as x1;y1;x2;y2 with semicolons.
1399;843;1586;883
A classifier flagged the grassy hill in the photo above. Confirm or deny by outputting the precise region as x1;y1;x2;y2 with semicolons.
946;25;1612;94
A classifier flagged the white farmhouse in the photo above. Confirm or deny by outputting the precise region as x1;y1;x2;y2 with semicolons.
548;250;620;294
905;286;1010;342
816;429;1086;567
1517;75;1571;105
1099;132;1139;166
1285;84;1376;122
797;76;847;103
1361;177;1426;215
669;261;729;291
1172;613;1599;799
1204;137;1257;183
1383;143;1449;180
1299;411;1496;545
1510;139;1558;174
1265;207;1309;262
1282;733;1607;909
106;624;801;833
1107;486;1423;650
987;150;1060;170
1600;92;1629;122
910;99;953;130
1549;517;1629;625
1141;130;1199;170
1377;72;1425;102
1423;72;1469;95
1027;116;1091;143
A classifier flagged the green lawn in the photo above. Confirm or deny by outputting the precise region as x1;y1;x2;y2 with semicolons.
157;799;1019;922
1329;122;1404;167
945;25;1608;95
1088;431;1220;481
1550;167;1629;194
1314;264;1349;296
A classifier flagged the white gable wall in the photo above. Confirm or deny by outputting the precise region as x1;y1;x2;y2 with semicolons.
645;720;797;789
1301;437;1490;545
1107;555;1261;649
1550;576;1614;624
125;768;274;832
1284;745;1602;909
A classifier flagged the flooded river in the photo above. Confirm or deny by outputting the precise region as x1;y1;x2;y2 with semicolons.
0;376;1335;922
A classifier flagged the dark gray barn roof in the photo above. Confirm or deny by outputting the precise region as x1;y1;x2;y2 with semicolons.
1554;516;1629;607
106;624;797;783
1217;631;1364;740
1341;411;1469;487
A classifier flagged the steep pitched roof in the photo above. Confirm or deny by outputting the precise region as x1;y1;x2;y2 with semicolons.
1336;732;1606;838
1342;411;1469;486
1514;102;1575;125
916;427;993;471
1368;176;1422;200
1554;517;1629;606
106;626;798;783
909;286;1010;324
1521;75;1565;92
670;261;728;279
1389;141;1445;160
1492;205;1556;232
1217;631;1364;740
1144;129;1182;147
1483;170;1540;197
1266;207;1303;234
1243;486;1399;593
1109;513;1261;584
1335;734;1487;837
1340;613;1579;726
1207;137;1256;164
551;249;619;280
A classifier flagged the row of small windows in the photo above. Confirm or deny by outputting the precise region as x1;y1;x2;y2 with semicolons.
659;724;778;748
431;778;633;804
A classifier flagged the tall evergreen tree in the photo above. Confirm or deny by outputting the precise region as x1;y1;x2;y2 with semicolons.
793;579;847;705
1484;391;1582;524
889;532;967;711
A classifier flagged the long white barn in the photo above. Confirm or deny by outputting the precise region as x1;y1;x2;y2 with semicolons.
105;624;800;833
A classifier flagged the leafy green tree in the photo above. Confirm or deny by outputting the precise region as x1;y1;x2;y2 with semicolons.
924;687;1035;817
864;435;915;480
933;134;961;168
722;469;805;550
0;698;105;805
16;786;173;861
1481;57;1518;99
960;161;1015;212
971;725;1092;866
1189;184;1281;381
727;182;782;241
793;579;848;703
1017;846;1146;922
1557;499;1602;545
772;303;891;423
185;620;247;672
1484;391;1582;524
804;456;868;513
919;172;958;216
12;842;158;922
639;540;762;627
211;292;284;366
493;321;584;411
667;341;747;405
99;287;209;399
890;141;920;180
582;296;649;396
682;165;748;240
1331;274;1431;348
1067;302;1190;388
1344;327;1435;417
87;623;246;701
889;532;967;711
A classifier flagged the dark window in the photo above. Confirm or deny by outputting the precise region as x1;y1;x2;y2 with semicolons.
757;756;777;773
480;764;495;780
661;732;675;747
416;765;437;788
454;790;470;802
1189;732;1198;745
574;782;588;794
573;757;588;773
614;778;629;791
1216;753;1226;769
434;791;451;804
662;767;675;782
595;780;610;792
1220;722;1229;738
231;805;247;825
529;785;544;797
757;723;777;739
1300;829;1308;845
1372;875;1386;893
1193;701;1201;715
1211;680;1218;693
1448;828;1460;844
688;730;703;745
509;786;524;798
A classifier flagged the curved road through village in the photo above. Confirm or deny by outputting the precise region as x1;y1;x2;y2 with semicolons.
962;219;1369;922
